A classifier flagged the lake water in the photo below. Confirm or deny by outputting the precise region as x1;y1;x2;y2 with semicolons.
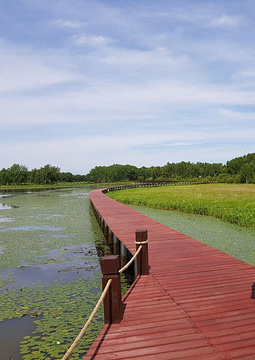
0;186;254;359
0;186;107;360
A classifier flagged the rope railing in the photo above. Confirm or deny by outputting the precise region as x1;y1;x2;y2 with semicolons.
61;224;149;359
118;239;149;274
119;245;142;274
61;278;112;360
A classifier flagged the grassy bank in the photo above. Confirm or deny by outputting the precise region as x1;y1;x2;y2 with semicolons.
107;184;255;228
0;182;90;191
0;181;133;192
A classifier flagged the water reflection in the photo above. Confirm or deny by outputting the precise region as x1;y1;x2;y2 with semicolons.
0;194;12;198
0;225;63;232
0;217;14;222
0;316;37;360
0;203;13;210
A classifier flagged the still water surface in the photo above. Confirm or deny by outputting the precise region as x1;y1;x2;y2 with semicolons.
0;186;107;360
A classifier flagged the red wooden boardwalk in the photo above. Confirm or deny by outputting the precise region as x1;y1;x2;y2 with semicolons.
85;189;255;359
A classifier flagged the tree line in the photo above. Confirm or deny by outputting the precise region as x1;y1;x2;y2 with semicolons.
0;153;254;186
0;164;87;185
85;153;255;183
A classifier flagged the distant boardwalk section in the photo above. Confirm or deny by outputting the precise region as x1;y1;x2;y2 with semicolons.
85;188;255;359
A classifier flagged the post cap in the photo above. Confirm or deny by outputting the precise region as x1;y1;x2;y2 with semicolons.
101;255;120;274
135;229;148;242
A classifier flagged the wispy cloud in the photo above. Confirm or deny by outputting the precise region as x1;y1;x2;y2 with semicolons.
218;109;255;122
209;14;241;28
0;40;77;94
239;69;255;78
51;19;87;29
72;34;114;47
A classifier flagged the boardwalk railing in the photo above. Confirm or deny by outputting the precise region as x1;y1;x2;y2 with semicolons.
61;228;149;359
102;180;212;193
101;229;149;324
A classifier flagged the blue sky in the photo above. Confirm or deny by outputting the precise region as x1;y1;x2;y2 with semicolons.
0;0;254;174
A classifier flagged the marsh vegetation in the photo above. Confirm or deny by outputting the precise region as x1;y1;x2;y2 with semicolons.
108;183;255;265
108;184;255;228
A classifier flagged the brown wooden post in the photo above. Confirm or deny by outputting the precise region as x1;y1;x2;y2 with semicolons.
95;208;99;223
136;229;149;276
100;255;123;324
103;221;108;239
108;229;113;250
100;216;104;231
120;242;127;269
113;234;120;256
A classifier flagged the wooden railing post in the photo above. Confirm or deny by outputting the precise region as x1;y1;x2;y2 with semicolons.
135;229;149;276
120;241;127;269
100;255;123;324
103;220;108;238
113;234;120;256
108;229;113;252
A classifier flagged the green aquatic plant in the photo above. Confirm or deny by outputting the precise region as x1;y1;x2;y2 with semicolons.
0;187;133;359
0;270;133;359
0;276;104;359
0;275;15;288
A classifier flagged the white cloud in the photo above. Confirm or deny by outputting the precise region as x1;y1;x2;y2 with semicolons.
218;109;255;122
0;40;77;94
209;14;241;28
0;122;253;173
101;47;188;71
239;69;255;78
2;77;255;129
51;19;87;29
150;6;242;30
72;34;114;47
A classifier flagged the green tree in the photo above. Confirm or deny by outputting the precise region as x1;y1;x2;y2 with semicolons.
60;172;74;182
8;164;28;185
41;164;60;184
87;166;107;182
0;168;10;185
240;162;255;183
29;165;60;184
162;162;176;178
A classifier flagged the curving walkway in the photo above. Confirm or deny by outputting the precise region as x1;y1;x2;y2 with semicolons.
85;189;255;359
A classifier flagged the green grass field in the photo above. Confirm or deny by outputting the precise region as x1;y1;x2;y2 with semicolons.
108;184;255;228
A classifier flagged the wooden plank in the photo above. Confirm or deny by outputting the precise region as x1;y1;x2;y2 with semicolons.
84;189;255;359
